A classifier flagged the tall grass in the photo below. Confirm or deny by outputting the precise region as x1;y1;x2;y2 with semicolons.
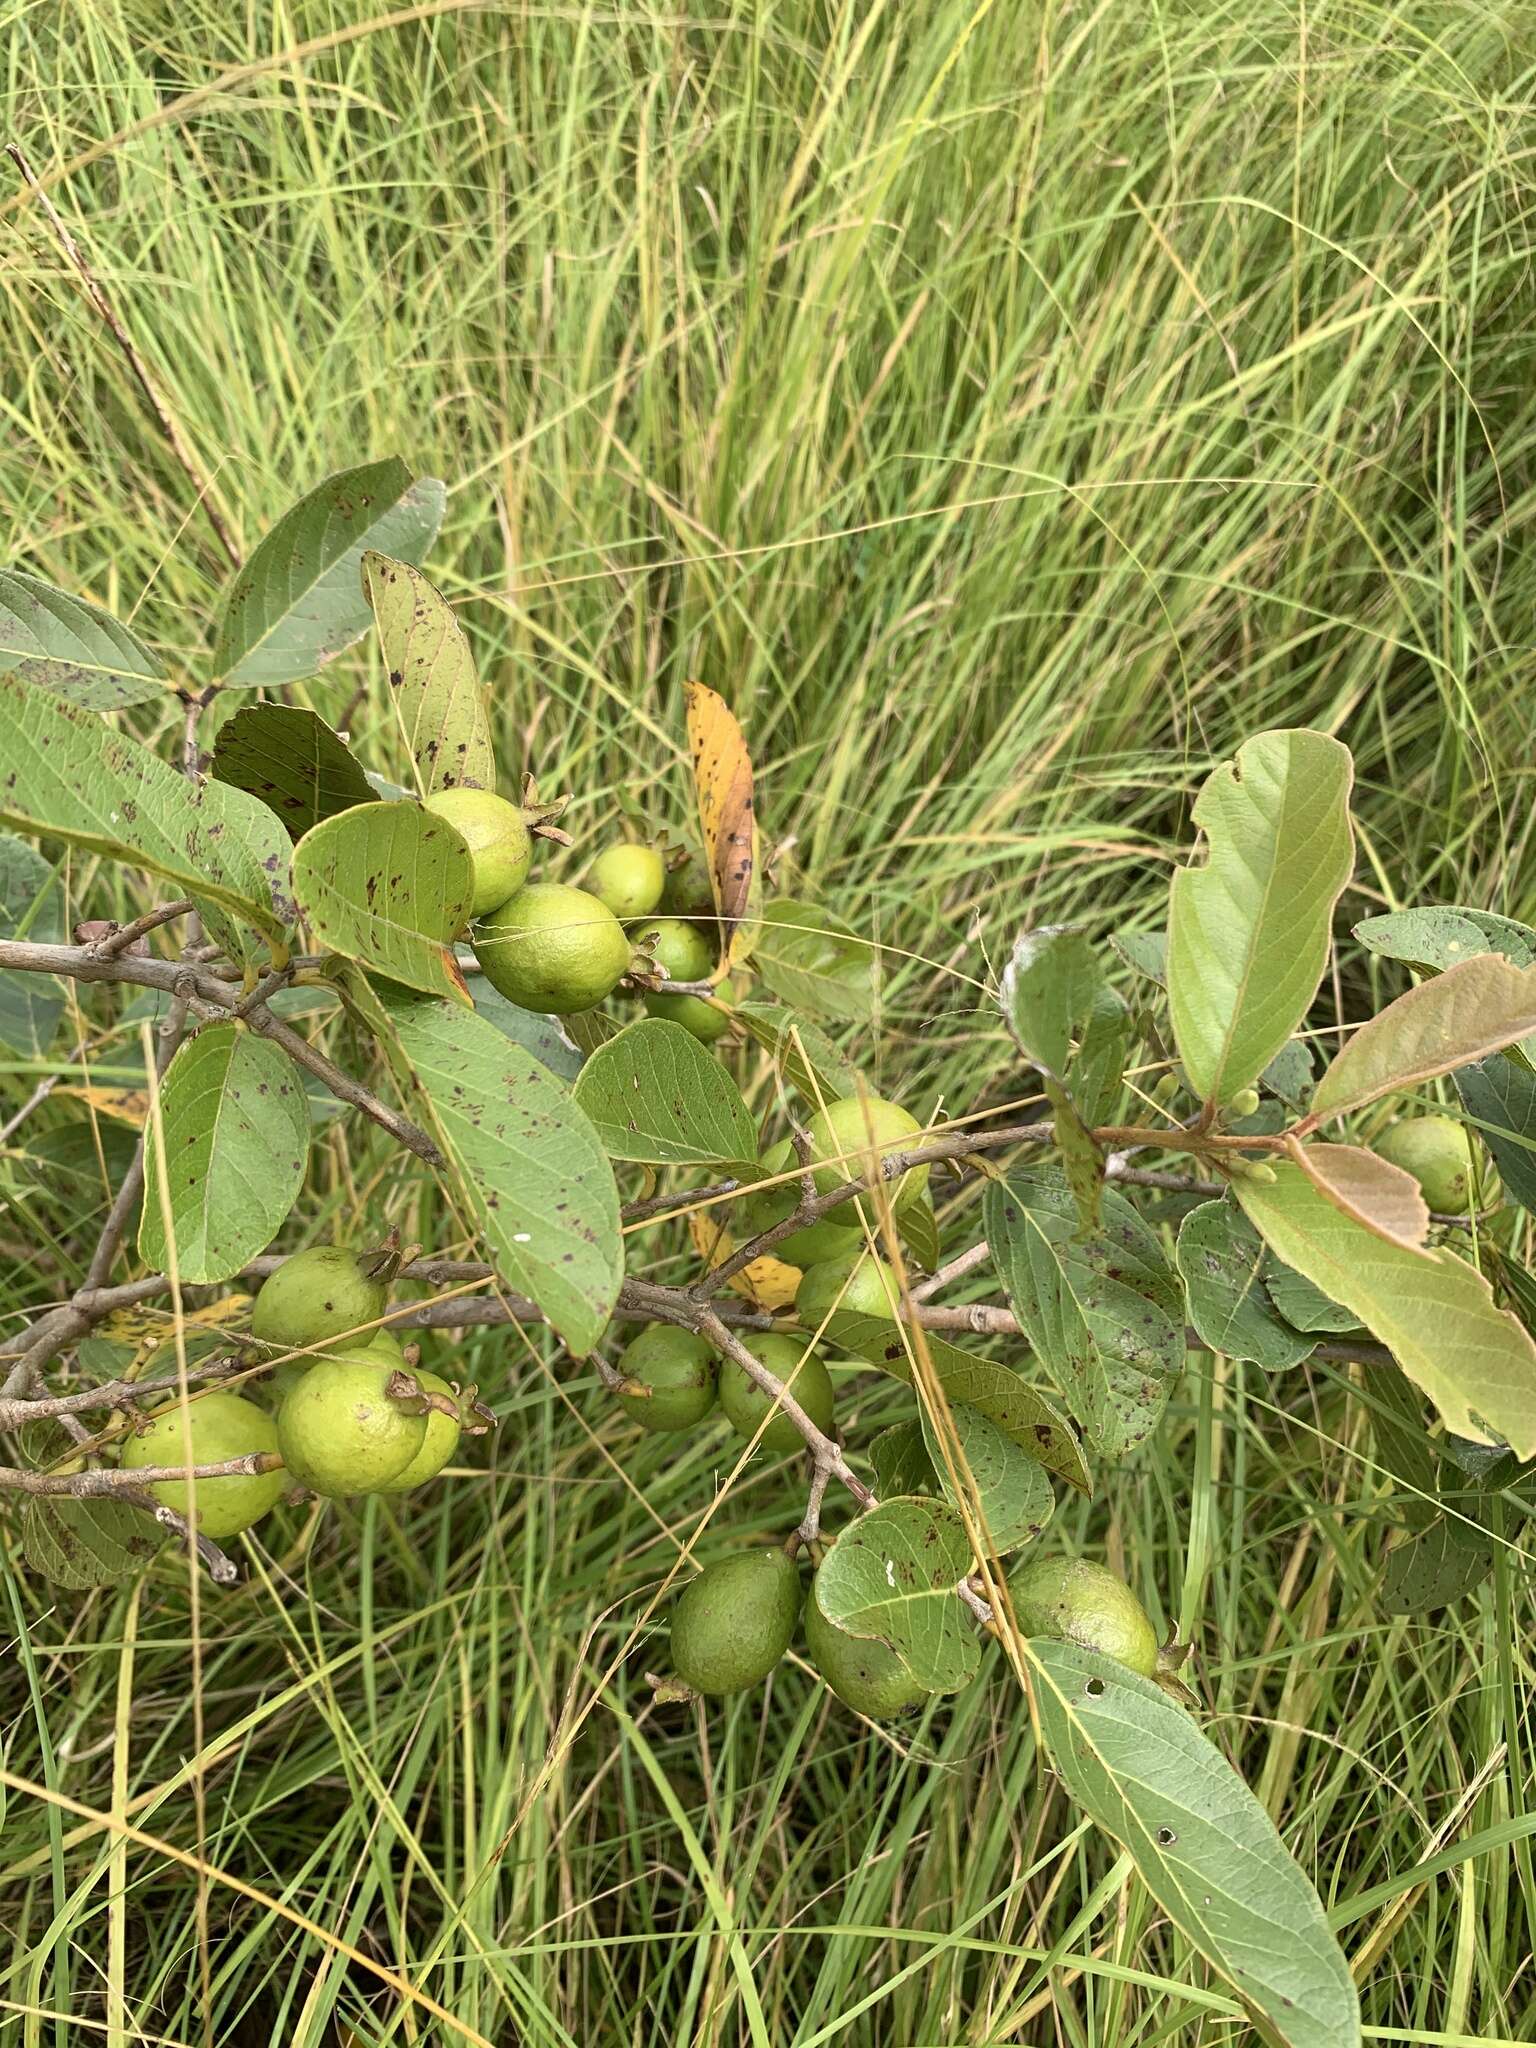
3;1;1536;2040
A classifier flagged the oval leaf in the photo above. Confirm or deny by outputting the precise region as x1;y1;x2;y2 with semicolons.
1001;925;1101;1076
571;1018;756;1165
291;801;472;1005
816;1496;981;1692
1455;1056;1536;1214
0;567;167;710
1175;1199;1314;1368
1235;1160;1536;1454
1355;905;1536;973
919;1400;1055;1556
1288;1142;1429;1247
1028;1638;1360;2048
754;899;877;1022
868;1420;937;1498
734;1001;864;1103
138;1024;309;1285
1167;730;1353;1107
683;680;755;944
362;552;493;795
211;704;377;841
214;459;446;688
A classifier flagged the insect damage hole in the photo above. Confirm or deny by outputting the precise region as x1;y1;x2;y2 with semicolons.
1155;1826;1178;1847
1083;1675;1106;1698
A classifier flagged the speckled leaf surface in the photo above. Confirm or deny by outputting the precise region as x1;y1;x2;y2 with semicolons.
211;704;377;840
22;1496;160;1588
1176;1199;1314;1367
0;676;292;964
138;1023;310;1285
0;832;64;1055
684;680;758;958
919;1400;1055;1555
291;800;472;1005
1355;905;1536;974
816;1496;980;1692
927;1349;1092;1496
572;1018;756;1164
361;552;492;794
213;460;445;688
384;993;622;1352
0;567;167;709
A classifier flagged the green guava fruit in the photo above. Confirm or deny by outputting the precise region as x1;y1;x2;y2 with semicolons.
1374;1114;1485;1215
423;786;533;920
638;915;714;983
736;1140;862;1267
647;975;737;1044
120;1390;284;1540
473;881;632;1014
796;1253;901;1334
718;1331;835;1455
614;1325;719;1433
376;1369;462;1491
267;1325;404;1409
1011;1555;1158;1678
803;1575;928;1718
660;846;715;920
276;1350;427;1497
804;1095;928;1209
251;1246;388;1355
588;843;666;921
670;1547;804;1695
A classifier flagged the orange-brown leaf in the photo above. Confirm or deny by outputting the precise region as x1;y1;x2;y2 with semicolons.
1286;1140;1430;1249
684;681;755;939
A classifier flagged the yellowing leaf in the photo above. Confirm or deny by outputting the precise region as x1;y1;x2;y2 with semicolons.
56;1086;149;1125
1235;1161;1536;1454
1305;955;1536;1125
683;681;757;954
1287;1141;1429;1249
97;1293;252;1346
685;1206;800;1311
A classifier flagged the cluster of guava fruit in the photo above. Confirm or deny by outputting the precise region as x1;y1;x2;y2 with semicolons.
120;1246;475;1543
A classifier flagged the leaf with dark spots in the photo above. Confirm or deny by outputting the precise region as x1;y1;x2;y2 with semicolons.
0;567;167;710
572;1018;755;1165
291;800;472;1005
361;552;492;795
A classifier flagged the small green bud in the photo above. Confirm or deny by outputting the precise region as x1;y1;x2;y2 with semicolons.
1227;1086;1262;1118
1231;1159;1277;1185
1150;1073;1180;1107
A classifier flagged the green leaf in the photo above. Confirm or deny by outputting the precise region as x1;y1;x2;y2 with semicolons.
211;704;377;841
0;676;292;964
0;568;167;710
1070;987;1133;1126
472;981;584;1084
1028;1638;1360;2048
1264;1258;1364;1335
381;992;622;1352
137;1023;310;1285
22;1496;160;1588
571;1018;757;1165
753;899;877;1022
1042;1076;1104;1234
816;1496;980;1692
985;1171;1184;1459
1261;1037;1317;1113
1167;729;1353;1107
1109;927;1166;985
1306;955;1536;1124
0;832;64;1055
291;800;472;1005
1380;1513;1495;1614
868;1420;937;1497
361;552;493;795
734;1002;863;1103
896;1189;941;1272
1175;1199;1314;1368
1355;905;1536;974
213;459;446;688
920;1400;1054;1556
1456;1056;1536;1213
928;1350;1093;1496
1234;1161;1536;1455
1001;925;1101;1075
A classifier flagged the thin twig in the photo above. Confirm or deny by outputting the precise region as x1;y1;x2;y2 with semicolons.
0;1453;281;1497
91;901;198;959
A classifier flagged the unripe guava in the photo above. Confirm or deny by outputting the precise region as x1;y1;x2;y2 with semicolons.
647;975;737;1044
376;1369;462;1492
1374;1114;1484;1215
670;1547;803;1695
737;1140;862;1267
267;1325;404;1409
276;1350;427;1497
718;1332;835;1454
423;787;533;920
1226;1086;1262;1118
251;1247;388;1355
120;1391;284;1540
797;1253;901;1335
589;843;666;921
1011;1555;1158;1677
660;846;715;920
473;881;632;1014
804;1575;928;1717
639;916;714;984
804;1096;928;1209
615;1325;719;1433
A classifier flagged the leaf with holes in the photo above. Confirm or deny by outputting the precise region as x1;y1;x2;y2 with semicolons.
571;1018;756;1165
291;800;471;1004
213;459;445;688
919;1400;1054;1556
0;567;167;710
1029;1638;1360;2048
138;1024;310;1285
22;1496;161;1588
0;832;64;1055
361;551;493;794
684;681;756;952
754;898;877;1021
211;704;377;841
1355;906;1536;975
1175;1199;1313;1368
816;1496;980;1692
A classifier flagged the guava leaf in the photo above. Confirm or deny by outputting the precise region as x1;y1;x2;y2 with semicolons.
683;680;756;952
22;1496;160;1588
1235;1161;1536;1454
138;1023;310;1285
1001;925;1101;1076
927;1350;1092;1496
1043;1076;1104;1233
1380;1513;1496;1614
1167;729;1354;1107
571;1018;756;1165
754;898;877;1022
1288;1142;1429;1249
868;1420;937;1498
1070;987;1133;1126
0;676;292;964
211;704;377;841
472;982;584;1084
0;567;167;710
816;1496;980;1692
1175;1199;1314;1368
1354;905;1536;974
361;551;493;795
733;1002;863;1103
379;991;622;1353
0;832;64;1055
1261;1037;1317;1113
1028;1638;1360;2048
291;800;472;1005
919;1400;1054;1556
1455;1056;1536;1213
213;459;445;688
1305;956;1536;1125
898;1189;941;1271
985;1171;1184;1459
1264;1258;1365;1335
1110;927;1166;985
